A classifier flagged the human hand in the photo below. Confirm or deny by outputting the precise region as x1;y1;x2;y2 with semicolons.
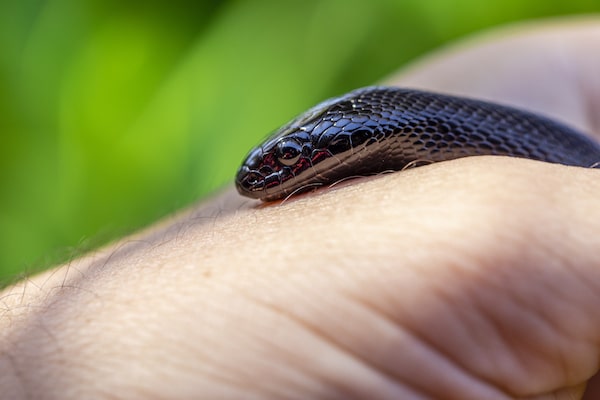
1;17;600;399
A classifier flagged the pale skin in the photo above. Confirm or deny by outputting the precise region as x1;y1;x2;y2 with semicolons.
1;18;600;400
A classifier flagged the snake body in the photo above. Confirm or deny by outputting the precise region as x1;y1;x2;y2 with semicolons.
236;86;600;201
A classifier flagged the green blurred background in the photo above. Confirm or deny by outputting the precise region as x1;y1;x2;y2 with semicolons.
1;0;599;283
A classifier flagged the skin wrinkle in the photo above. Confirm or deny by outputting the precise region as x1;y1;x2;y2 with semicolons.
336;232;516;395
426;271;525;394
504;251;600;386
214;289;340;399
492;178;600;388
531;168;600;349
455;232;570;388
378;195;552;396
182;265;411;400
458;277;530;390
420;262;542;397
474;273;568;394
398;263;523;396
344;289;514;400
154;297;277;399
262;292;437;399
92;290;241;398
247;295;433;400
476;263;578;390
227;246;421;399
559;264;600;347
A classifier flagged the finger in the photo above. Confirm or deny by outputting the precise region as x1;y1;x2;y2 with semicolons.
389;17;600;138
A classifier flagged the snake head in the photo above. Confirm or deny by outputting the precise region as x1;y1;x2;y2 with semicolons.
235;120;320;201
236;87;399;201
235;90;367;201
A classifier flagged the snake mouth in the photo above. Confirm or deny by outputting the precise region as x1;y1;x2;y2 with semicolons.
236;154;359;201
236;165;295;200
236;141;363;200
237;166;307;200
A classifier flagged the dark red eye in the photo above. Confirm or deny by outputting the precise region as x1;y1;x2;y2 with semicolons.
275;139;302;166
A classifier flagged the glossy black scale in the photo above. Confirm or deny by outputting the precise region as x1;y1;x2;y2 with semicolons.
236;86;600;201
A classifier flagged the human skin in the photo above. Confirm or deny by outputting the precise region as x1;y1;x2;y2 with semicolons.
1;18;600;400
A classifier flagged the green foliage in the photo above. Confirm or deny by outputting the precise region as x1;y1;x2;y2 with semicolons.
1;0;598;281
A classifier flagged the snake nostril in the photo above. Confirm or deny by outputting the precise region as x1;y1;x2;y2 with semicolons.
235;168;267;198
245;171;262;187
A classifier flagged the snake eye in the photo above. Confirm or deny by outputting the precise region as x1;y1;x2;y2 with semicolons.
275;139;302;166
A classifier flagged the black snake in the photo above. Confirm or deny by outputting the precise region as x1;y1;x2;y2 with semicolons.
236;86;600;201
